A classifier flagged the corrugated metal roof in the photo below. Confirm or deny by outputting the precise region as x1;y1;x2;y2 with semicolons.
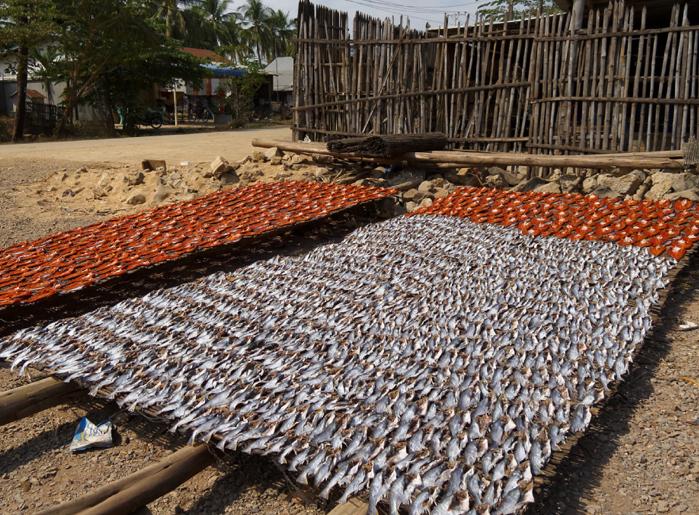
180;47;227;63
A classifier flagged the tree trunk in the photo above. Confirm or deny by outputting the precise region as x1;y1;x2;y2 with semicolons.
165;3;173;39
12;46;29;142
56;92;77;136
327;133;449;157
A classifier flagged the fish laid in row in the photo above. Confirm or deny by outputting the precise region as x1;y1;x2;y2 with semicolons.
0;215;672;514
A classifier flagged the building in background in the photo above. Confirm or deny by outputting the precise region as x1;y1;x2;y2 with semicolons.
264;57;293;115
159;47;247;123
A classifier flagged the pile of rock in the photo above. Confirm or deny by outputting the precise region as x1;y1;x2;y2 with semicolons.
34;147;697;222
245;148;697;216
363;164;698;215
475;166;699;201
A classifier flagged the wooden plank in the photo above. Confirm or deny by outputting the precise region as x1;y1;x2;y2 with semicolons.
328;497;368;515
0;377;79;425
39;445;213;515
251;138;685;169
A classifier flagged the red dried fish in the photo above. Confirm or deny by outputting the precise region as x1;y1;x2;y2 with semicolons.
0;181;396;308
414;187;698;260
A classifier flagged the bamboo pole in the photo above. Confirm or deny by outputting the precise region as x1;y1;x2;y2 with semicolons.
0;377;79;426
251;138;684;169
39;445;214;515
293;1;699;154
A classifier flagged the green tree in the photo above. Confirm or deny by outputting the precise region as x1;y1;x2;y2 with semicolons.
98;43;205;132
238;0;272;65
267;9;294;60
53;0;203;134
30;44;61;105
222;59;266;125
477;0;559;20
151;0;196;38
222;16;250;62
196;0;233;46
0;0;58;141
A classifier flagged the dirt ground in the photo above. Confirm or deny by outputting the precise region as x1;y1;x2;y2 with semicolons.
0;132;698;514
0;126;290;165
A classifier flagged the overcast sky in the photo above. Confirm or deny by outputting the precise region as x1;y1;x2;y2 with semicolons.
262;0;483;27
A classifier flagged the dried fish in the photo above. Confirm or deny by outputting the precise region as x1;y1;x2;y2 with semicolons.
0;215;675;514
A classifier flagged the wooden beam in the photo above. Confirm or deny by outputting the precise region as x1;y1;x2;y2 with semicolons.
328;497;368;515
39;445;213;515
0;377;79;426
252;138;685;170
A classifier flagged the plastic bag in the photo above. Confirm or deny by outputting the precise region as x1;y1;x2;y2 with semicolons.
69;416;113;452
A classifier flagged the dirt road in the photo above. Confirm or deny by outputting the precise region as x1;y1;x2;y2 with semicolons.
0;127;290;165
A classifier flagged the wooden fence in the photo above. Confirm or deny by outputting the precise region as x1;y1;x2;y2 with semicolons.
293;0;699;155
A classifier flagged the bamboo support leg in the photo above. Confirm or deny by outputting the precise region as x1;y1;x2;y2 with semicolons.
0;377;79;426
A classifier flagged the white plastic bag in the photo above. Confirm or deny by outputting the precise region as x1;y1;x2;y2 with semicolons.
69;416;113;452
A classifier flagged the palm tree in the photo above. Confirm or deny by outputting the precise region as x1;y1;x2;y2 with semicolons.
220;16;250;63
152;0;195;39
267;9;294;60
195;0;234;47
238;0;272;64
30;45;61;105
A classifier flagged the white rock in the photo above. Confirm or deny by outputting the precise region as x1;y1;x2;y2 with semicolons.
123;171;144;187
534;181;562;194
209;156;230;178
151;186;172;204
597;171;645;196
512;177;547;192
125;192;146;205
664;189;699;201
417;180;433;193
582;175;598;193
263;146;280;160
646;172;699;199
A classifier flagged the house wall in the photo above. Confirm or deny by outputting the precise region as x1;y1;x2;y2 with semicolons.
0;79;103;122
264;57;294;93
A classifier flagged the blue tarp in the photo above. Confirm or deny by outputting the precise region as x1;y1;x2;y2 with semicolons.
202;63;247;78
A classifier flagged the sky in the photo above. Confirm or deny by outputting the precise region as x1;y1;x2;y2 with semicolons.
262;0;484;27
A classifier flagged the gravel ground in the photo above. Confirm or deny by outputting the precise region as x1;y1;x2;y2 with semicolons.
0;368;325;514
1;153;698;514
531;258;699;514
0;158;120;247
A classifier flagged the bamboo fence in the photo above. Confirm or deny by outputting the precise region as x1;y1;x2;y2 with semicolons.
293;0;699;155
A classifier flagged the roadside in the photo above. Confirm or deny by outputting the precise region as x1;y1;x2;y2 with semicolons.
0;127;292;248
0;134;697;514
